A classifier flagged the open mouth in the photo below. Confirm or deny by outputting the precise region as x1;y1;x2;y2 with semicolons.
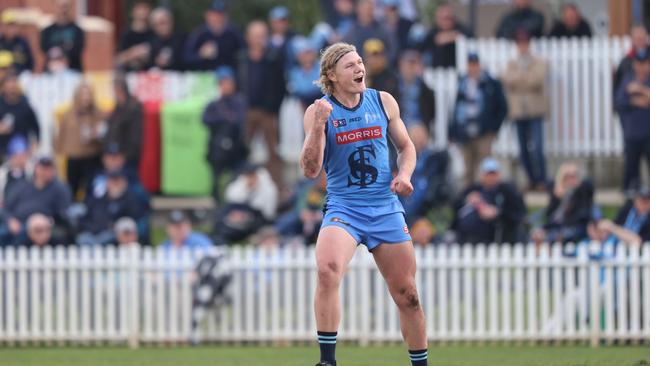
354;75;364;84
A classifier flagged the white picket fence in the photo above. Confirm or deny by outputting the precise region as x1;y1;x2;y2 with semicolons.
1;243;649;345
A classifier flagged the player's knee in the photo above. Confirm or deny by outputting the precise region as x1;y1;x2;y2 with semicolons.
395;285;421;311
317;261;343;290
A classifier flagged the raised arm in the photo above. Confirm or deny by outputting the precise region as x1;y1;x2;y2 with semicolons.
381;91;416;196
300;99;332;179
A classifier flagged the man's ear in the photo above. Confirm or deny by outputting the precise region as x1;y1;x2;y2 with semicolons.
328;71;337;83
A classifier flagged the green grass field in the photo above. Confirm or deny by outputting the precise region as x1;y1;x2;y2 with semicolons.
1;345;648;366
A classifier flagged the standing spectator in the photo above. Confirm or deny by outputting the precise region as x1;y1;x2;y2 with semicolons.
25;214;56;247
183;0;243;71
396;50;435;131
44;47;77;76
3;155;71;245
40;0;85;72
381;0;414;55
0;74;39;158
548;3;592;39
0;10;34;73
237;21;286;187
287;37;322;110
363;39;398;97
343;0;396;65
588;186;650;247
76;169;148;246
54;81;105;200
105;76;143;170
88;143;141;200
0;136;33;207
450;53;508;185
420;2;472;68
202;66;247;203
531;162;594;245
450;157;527;244
147;7;185;71
614;25;649;97
496;0;545;40
321;0;356;45
115;1;153;72
268;6;295;69
114;217;139;246
502;30;548;190
615;47;650;192
161;210;213;250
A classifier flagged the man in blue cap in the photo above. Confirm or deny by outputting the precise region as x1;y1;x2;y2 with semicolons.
268;5;296;70
0;135;32;206
183;0;243;71
202;65;247;203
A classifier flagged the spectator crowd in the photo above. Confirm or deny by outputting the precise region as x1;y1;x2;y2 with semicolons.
0;0;649;252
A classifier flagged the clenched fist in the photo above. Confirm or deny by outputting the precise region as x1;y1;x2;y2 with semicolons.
313;99;333;126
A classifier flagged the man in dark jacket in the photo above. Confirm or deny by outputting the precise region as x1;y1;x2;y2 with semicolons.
147;7;185;71
396;50;435;132
105;76;143;170
614;25;649;96
0;74;39;159
343;0;396;65
450;157;526;244
0;11;34;73
420;3;472;68
450;53;508;185
40;0;85;72
2;156;71;245
183;0;243;71
237;20;285;187
548;3;592;38
615;47;650;192
496;0;545;39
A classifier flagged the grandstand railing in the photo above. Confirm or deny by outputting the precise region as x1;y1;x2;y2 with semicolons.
21;36;630;162
1;244;649;346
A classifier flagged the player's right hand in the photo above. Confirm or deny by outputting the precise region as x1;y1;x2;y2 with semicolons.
313;99;333;126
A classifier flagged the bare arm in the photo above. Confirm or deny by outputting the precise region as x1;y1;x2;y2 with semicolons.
299;100;332;179
381;91;416;195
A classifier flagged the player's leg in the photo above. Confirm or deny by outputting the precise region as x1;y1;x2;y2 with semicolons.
314;226;357;366
373;242;428;366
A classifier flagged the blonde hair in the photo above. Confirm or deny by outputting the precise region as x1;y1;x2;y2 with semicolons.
317;42;357;96
554;161;581;197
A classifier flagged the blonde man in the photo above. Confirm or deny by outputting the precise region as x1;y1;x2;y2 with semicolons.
300;42;427;366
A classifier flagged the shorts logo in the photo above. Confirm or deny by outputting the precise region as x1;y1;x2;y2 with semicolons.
335;126;382;145
332;118;347;128
331;217;350;226
403;226;410;234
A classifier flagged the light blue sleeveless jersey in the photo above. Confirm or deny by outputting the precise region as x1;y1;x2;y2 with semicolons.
322;88;399;209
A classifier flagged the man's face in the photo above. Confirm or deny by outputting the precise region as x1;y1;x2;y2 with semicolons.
562;6;580;29
467;61;481;79
631;27;649;50
270;17;289;35
132;3;151;23
635;197;650;214
56;0;72;23
2;78;20;100
167;221;191;244
205;10;226;32
28;221;52;246
246;22;268;50
481;171;500;189
331;51;366;94
633;59;650;80
514;0;531;10
219;77;235;96
10;151;28;169
152;13;173;38
399;55;422;80
106;176;127;198
103;153;125;171
435;5;455;30
35;164;55;183
357;0;375;23
117;230;138;245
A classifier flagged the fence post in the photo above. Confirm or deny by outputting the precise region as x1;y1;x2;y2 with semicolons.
128;244;141;349
589;258;600;348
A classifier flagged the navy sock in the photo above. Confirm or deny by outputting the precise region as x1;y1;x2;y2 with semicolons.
409;349;428;366
317;331;337;365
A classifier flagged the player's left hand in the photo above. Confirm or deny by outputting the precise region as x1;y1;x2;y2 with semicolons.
390;174;413;196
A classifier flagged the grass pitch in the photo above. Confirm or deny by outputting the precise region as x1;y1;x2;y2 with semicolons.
0;345;648;366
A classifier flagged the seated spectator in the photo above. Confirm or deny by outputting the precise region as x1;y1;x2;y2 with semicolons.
588;186;650;247
531;162;594;245
0;136;33;207
183;0;242;71
76;169;149;246
614;46;650;192
343;0;396;64
396;49;435;131
40;0;85;72
0;9;34;73
116;1;153;72
411;218;436;248
363;39;398;97
105;75;143;170
496;0;545;40
54;81;105;200
275;172;326;244
381;0;414;56
25;213;56;247
213;164;278;244
420;2;472;68
148;7;185;71
114;217;139;246
89;143;141;199
0;73;40;159
287;37;322;110
2;155;71;245
252;226;281;251
450;52;508;185
548;3;592;38
614;25;649;96
202;66;247;204
161;210;213;250
450;157;526;244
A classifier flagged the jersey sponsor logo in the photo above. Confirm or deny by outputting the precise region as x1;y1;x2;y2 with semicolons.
364;112;381;124
349;116;362;123
335;126;382;145
347;144;378;188
332;118;347;127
